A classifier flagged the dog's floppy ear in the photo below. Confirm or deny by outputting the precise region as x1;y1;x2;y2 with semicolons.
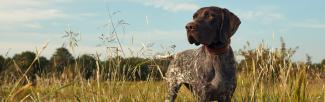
221;8;241;38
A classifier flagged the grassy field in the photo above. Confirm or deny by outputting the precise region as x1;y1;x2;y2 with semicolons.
1;43;325;102
1;31;325;101
1;72;324;102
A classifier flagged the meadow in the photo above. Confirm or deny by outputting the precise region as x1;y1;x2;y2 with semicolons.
1;11;325;102
1;39;325;102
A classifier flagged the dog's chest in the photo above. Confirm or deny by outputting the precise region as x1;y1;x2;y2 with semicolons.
167;48;222;83
193;51;221;82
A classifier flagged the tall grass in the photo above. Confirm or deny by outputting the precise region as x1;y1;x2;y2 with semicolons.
1;38;324;101
234;39;324;102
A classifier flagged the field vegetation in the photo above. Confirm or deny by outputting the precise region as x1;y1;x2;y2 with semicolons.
0;10;324;102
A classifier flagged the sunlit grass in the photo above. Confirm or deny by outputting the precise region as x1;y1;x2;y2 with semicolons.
1;38;325;101
1;73;324;101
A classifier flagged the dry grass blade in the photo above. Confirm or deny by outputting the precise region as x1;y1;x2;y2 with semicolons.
12;60;30;83
10;82;33;100
41;80;77;100
6;42;48;101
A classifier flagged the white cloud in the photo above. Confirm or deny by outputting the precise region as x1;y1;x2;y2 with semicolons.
238;10;285;20
0;8;68;24
22;23;44;29
0;41;52;58
293;22;325;29
132;0;199;12
121;29;195;53
0;41;106;59
235;8;286;24
0;0;49;8
0;31;103;59
0;32;169;59
295;24;325;29
0;0;73;8
0;0;70;29
119;29;187;46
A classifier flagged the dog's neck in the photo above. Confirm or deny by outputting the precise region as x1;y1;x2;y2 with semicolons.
203;44;229;55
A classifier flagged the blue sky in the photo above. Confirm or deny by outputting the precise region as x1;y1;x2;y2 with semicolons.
0;0;325;62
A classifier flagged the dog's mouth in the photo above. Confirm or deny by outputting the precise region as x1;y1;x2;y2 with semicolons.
188;34;226;48
188;35;201;46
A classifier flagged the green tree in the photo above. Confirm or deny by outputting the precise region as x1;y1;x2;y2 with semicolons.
36;56;50;75
50;47;74;76
5;51;49;84
13;51;36;72
120;57;150;81
0;55;4;73
321;59;325;66
12;51;38;81
77;54;96;79
318;59;325;72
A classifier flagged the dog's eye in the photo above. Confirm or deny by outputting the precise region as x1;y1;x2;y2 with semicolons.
204;12;209;17
193;13;198;19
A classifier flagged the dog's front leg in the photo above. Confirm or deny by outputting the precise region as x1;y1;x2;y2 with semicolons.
166;83;181;102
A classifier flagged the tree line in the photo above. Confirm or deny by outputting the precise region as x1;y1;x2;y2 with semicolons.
0;47;170;84
1;40;325;84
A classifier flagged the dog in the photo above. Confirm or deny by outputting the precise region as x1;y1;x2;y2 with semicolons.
165;6;241;102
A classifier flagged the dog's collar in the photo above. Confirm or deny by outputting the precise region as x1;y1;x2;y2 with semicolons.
204;37;231;55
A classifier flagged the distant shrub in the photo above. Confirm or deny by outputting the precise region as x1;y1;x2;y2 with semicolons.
237;38;299;82
76;54;96;80
99;56;169;81
50;47;75;77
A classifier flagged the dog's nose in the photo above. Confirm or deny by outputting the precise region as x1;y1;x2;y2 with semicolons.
186;22;197;31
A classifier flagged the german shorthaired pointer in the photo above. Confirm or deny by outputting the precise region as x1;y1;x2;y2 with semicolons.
165;6;241;102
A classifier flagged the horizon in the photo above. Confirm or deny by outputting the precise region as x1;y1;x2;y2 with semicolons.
1;0;325;63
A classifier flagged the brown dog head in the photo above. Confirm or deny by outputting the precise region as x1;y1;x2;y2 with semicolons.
186;6;241;54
